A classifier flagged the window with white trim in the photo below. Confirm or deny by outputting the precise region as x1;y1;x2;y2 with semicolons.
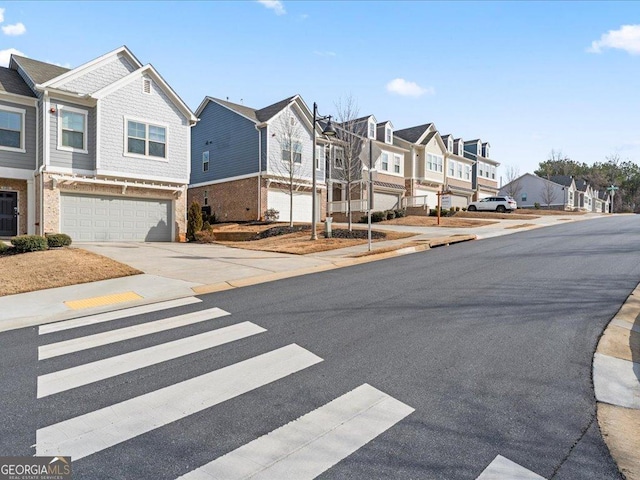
315;144;325;170
59;106;88;153
385;127;392;143
0;106;25;151
381;153;389;171
282;139;302;164
368;122;376;139
448;160;455;176
204;190;208;206
427;153;443;172
333;146;344;169
490;165;496;179
127;120;166;158
448;138;453;153
394;154;401;173
202;150;209;172
464;165;471;180
457;162;463;178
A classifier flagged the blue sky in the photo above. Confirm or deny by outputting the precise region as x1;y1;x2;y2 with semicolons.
1;1;639;180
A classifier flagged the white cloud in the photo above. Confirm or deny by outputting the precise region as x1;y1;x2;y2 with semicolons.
314;50;336;57
386;78;434;97
588;24;640;55
0;48;24;67
0;8;5;23
2;22;26;36
257;0;286;15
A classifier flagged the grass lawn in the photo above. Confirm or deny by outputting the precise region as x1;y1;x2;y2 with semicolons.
0;248;141;296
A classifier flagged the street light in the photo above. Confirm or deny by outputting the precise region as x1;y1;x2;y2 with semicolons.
311;102;336;240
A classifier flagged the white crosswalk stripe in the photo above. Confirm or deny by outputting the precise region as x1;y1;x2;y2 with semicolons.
476;455;545;479
36;302;415;478
178;383;414;480
38;297;202;335
36;344;323;460
37;321;266;398
38;307;230;360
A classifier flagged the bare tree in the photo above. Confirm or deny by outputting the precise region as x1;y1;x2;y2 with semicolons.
503;165;522;199
332;95;366;231
270;108;304;227
540;176;558;209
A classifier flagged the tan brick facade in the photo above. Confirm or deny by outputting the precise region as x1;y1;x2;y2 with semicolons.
42;173;187;241
0;178;28;235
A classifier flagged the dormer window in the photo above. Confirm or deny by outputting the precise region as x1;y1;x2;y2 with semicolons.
385;126;392;144
483;144;490;158
368;121;375;139
457;140;464;155
447;138;453;153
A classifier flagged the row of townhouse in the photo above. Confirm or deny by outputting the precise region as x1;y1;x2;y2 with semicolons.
499;173;611;212
188;96;501;224
0;46;499;242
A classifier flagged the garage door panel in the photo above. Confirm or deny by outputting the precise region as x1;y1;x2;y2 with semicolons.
373;192;400;211
267;189;318;223
61;194;172;242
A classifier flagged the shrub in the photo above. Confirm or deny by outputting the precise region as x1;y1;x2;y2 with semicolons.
11;235;48;253
462;207;467;212
385;210;396;220
0;242;8;254
534;202;540;209
371;211;386;223
187;201;203;241
455;206;461;212
394;208;406;218
194;230;217;243
264;208;279;222
45;233;72;247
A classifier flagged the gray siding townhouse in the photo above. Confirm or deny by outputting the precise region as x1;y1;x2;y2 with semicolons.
464;140;500;200
1;46;197;241
328;115;407;221
189;95;330;223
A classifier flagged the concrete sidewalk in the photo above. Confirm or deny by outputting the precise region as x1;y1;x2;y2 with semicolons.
0;213;605;332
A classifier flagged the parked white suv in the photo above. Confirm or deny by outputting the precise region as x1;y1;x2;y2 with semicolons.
467;196;518;213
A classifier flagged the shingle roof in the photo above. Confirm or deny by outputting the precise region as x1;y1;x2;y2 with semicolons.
574;178;589;191
373;180;404;190
11;55;69;85
255;95;296;122
0;66;36;97
549;175;574;187
394;123;433;143
209;97;258;122
421;131;437;145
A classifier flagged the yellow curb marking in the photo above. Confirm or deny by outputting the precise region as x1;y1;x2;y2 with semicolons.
64;291;143;310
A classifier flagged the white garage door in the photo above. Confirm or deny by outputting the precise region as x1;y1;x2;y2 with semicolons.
61;194;172;242
373;192;400;211
267;189;319;223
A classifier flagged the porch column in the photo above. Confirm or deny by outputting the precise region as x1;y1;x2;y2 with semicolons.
27;178;35;235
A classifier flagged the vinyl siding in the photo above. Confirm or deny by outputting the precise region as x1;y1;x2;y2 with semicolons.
62;55;136;95
99;75;190;181
190;101;260;185
48;99;96;171
0;99;36;170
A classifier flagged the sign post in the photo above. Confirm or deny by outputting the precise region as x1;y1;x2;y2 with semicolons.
606;184;618;213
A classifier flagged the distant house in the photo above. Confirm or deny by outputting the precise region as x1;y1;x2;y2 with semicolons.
464;140;500;200
500;173;573;210
189;95;330;223
1;46;197;241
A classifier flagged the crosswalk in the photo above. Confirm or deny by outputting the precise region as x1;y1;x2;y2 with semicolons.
35;297;414;478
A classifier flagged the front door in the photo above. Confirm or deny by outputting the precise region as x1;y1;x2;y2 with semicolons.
0;192;17;237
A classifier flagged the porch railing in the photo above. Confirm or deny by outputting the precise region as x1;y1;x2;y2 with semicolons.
402;195;430;208
328;199;368;213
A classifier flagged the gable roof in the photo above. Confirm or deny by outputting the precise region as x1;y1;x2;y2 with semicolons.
549;175;574;187
0;66;36;97
394;123;434;143
255;95;297;122
574;178;589;192
198;95;300;125
10;55;70;85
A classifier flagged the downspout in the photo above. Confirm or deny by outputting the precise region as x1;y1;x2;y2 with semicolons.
255;125;262;220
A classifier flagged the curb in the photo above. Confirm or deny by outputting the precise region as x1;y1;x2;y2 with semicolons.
594;284;640;480
193;234;476;295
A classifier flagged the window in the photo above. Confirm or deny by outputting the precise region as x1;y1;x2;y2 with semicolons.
0;106;24;151
427;153;443;172
521;193;527;202
457;163;463;178
448;138;453;153
464;165;471;180
334;146;344;169
202;151;209;172
59;106;88;152
394;154;401;173
143;78;152;95
282;140;302;164
315;145;325;170
479;163;484;177
204;190;208;206
448;160;455;176
381;153;389;171
385;127;392;143
369;122;376;139
127;120;166;158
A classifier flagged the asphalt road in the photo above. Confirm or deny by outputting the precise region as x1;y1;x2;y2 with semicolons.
1;215;639;479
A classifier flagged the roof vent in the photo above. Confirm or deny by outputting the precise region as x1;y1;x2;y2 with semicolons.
143;78;152;95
